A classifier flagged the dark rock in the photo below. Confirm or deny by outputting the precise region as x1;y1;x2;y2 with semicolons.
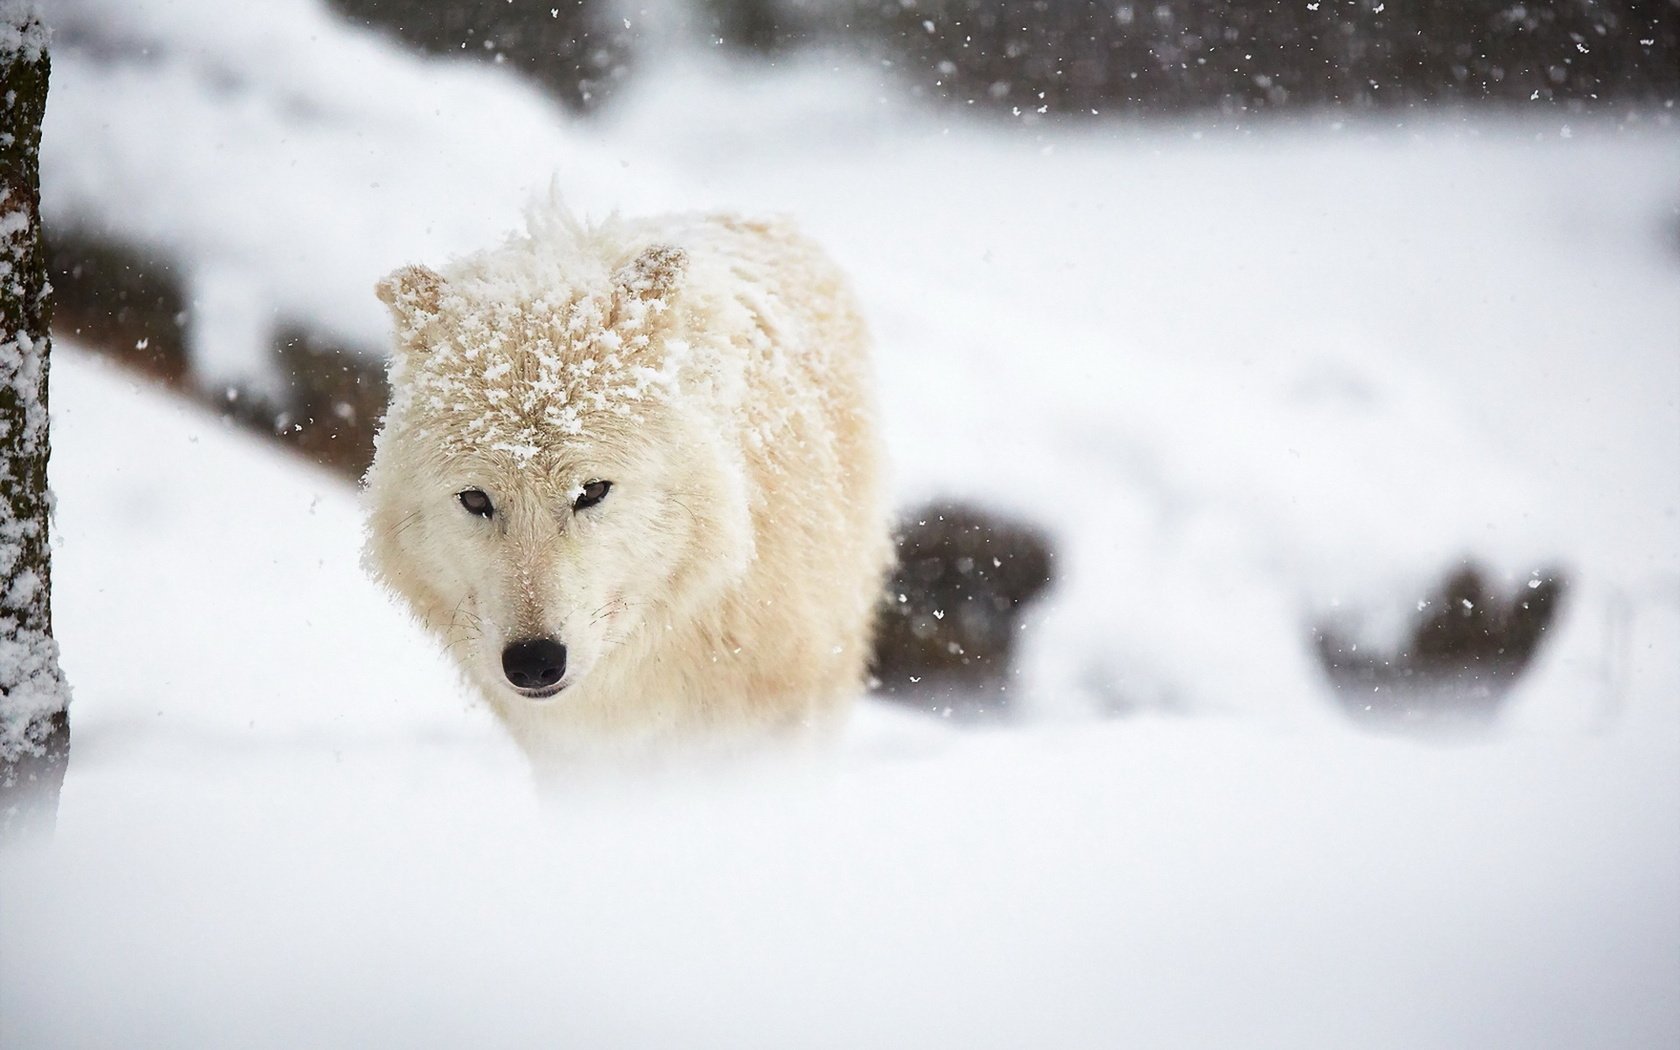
699;0;814;56
872;502;1053;716
45;228;190;384
863;0;1677;118
1313;563;1567;730
47;228;387;481
325;0;634;113
226;327;389;480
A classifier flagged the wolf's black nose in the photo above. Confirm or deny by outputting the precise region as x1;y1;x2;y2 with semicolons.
502;638;567;690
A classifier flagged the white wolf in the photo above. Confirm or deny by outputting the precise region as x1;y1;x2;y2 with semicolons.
363;209;891;771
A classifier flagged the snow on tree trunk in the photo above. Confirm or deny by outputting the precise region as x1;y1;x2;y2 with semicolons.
0;0;69;838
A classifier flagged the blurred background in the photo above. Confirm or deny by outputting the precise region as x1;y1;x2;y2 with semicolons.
5;3;1679;1045
37;0;1678;726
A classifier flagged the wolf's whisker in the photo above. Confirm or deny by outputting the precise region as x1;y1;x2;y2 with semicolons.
386;510;422;539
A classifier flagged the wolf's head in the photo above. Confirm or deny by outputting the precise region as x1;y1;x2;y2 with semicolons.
363;242;754;704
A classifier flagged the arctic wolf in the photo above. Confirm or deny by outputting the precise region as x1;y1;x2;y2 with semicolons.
364;210;890;770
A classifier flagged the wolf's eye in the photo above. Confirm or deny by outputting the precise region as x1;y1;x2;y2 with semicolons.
573;480;612;511
458;489;494;518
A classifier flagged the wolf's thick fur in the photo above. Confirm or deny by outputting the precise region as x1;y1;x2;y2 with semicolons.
363;210;890;770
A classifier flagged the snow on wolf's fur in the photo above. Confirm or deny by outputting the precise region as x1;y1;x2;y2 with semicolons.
363;207;891;771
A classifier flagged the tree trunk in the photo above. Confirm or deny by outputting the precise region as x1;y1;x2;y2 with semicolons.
1;0;69;840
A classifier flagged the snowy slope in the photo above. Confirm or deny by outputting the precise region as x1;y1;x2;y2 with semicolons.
0;346;1676;1049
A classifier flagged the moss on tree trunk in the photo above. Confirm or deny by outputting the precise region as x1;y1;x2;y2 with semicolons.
1;2;69;838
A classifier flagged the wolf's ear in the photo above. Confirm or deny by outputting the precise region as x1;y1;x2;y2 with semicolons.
375;264;446;333
612;244;687;311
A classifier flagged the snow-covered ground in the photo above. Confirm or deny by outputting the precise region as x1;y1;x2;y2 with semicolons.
5;1;1679;1045
3;348;1677;1047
